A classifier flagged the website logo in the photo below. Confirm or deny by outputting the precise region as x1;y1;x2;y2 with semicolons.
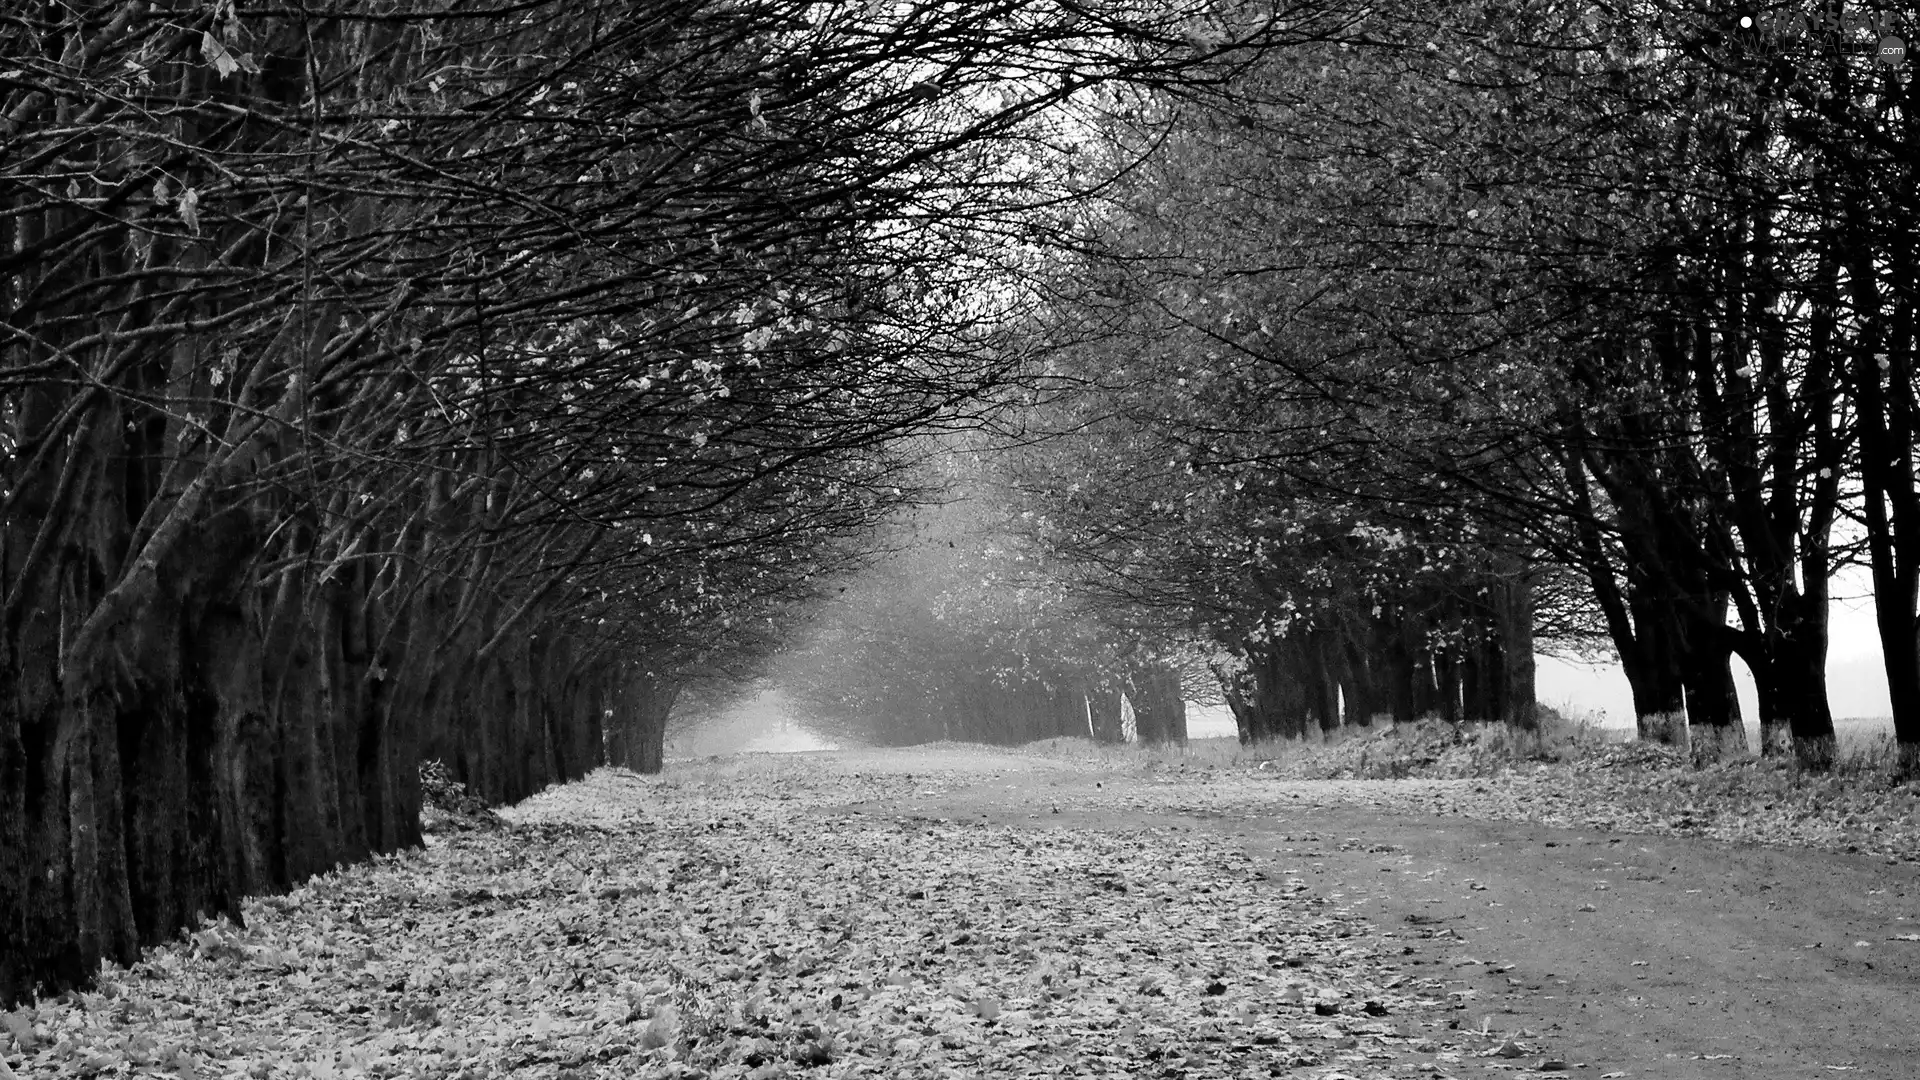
1737;8;1908;67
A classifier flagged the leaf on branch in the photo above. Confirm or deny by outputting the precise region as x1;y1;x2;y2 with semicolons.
1183;27;1224;50
176;188;201;234
199;32;258;80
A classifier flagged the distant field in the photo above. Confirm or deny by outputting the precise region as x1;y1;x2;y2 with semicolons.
1588;712;1894;756
1185;702;1238;739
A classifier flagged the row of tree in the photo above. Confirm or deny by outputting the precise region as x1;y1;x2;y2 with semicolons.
993;0;1918;771
1;0;1335;1005
991;416;1548;745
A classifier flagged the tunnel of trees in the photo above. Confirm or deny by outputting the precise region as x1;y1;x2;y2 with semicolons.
5;0;1917;1004
0;0;1345;1005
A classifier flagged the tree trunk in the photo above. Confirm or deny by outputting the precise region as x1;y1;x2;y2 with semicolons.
1620;588;1689;744
1677;597;1746;763
1051;683;1088;739
1497;567;1538;736
1087;685;1128;744
1339;637;1380;727
1385;634;1418;726
1853;222;1920;779
1213;658;1258;745
1212;639;1293;743
1747;631;1836;772
1428;645;1459;725
1307;634;1340;740
1125;660;1188;747
609;672;678;774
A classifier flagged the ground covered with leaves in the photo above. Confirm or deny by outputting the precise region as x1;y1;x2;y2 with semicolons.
8;733;1917;1080
1001;723;1920;865
9;757;1573;1080
1233;721;1920;864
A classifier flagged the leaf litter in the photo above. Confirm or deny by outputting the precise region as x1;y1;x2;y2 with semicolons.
1005;727;1920;864
2;759;1560;1080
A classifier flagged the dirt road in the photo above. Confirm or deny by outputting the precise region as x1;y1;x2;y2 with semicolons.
15;745;1916;1080
847;751;1920;1080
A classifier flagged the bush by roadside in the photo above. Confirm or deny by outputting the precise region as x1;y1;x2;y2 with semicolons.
419;760;507;834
